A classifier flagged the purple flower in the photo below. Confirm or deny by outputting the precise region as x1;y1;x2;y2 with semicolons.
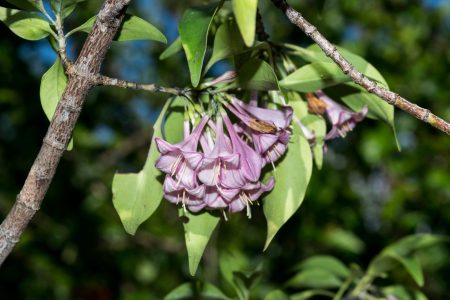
223;114;263;182
228;177;275;217
225;97;293;165
315;91;368;140
163;176;206;212
197;118;245;189
155;117;208;188
204;186;240;209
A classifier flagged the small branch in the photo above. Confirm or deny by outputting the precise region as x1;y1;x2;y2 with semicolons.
94;74;185;96
0;0;132;266
270;0;450;135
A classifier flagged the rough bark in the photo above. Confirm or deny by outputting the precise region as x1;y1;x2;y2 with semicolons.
0;0;131;266
271;0;450;135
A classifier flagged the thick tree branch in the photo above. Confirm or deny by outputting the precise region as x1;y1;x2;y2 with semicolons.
0;0;132;266
271;0;450;135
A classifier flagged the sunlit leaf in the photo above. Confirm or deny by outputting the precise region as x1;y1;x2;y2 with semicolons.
159;37;182;60
280;62;350;92
181;210;220;276
237;58;279;91
40;58;73;150
265;290;289;300
290;290;335;300
205;19;245;71
263;123;312;250
179;3;221;87
0;7;53;40
69;14;166;43
112;100;172;234
232;0;257;47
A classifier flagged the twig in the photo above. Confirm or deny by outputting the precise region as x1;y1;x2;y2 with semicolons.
270;0;450;135
94;74;185;95
0;0;132;266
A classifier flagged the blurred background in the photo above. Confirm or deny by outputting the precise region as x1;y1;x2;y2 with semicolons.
0;0;449;299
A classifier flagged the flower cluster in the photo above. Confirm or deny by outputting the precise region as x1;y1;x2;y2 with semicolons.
154;96;293;217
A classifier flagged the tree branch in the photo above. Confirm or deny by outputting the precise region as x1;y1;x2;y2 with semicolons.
94;74;185;95
271;0;450;135
0;0;132;266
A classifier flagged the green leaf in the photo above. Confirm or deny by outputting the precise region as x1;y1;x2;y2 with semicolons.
51;0;85;18
40;58;73;150
232;0;257;47
164;282;231;300
340;88;399;150
179;4;221;87
285;43;389;87
297;255;350;279
368;234;449;286
323;228;365;254
263;123;312;250
287;269;343;289
237;58;279;91
383;286;429;300
181;210;220;276
164;282;193;300
111;100;172;234
69;14;167;43
40;58;67;122
290;290;335;300
163;96;185;143
205;19;245;72
219;250;250;288
301;114;326;170
0;7;53;40
159;37;182;60
280;62;350;92
116;15;166;43
264;290;289;300
5;0;40;11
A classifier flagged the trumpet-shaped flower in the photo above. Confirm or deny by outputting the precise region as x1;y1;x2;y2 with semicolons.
197;118;245;189
155;117;208;188
315;91;368;140
163;176;206;212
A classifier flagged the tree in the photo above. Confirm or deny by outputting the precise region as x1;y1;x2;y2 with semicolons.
0;0;449;298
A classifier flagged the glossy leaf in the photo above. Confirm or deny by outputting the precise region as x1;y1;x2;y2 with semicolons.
179;4;220;87
159;37;182;60
40;58;73;150
112;100;172;234
280;62;350;92
323;227;365;254
237;58;279;91
0;7;53;40
70;14;166;43
181;210;220;276
232;0;257;47
263;123;312;250
205;19;245;71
